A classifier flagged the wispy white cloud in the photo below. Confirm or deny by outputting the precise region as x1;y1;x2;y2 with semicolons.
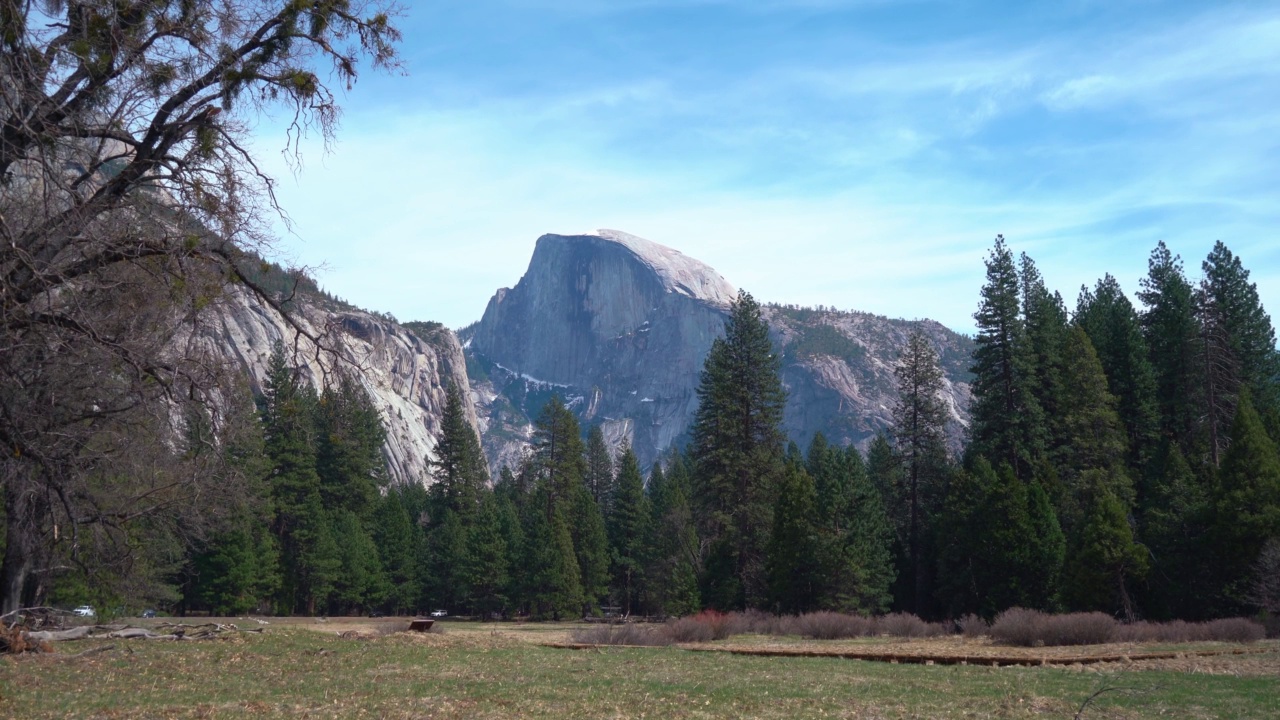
253;1;1280;335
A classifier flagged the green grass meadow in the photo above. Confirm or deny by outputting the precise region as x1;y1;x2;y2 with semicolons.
1;624;1277;719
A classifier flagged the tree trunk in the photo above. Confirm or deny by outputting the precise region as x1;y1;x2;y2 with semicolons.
1;475;45;615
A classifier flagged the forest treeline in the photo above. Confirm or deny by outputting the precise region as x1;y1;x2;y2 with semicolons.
59;238;1280;622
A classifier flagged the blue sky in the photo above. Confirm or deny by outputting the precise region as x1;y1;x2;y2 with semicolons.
253;0;1280;334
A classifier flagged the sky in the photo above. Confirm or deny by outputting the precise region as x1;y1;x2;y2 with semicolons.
251;0;1280;334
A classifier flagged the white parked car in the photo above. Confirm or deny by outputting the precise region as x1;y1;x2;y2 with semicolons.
72;605;95;617
429;609;447;618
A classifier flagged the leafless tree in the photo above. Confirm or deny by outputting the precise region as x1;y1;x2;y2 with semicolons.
0;0;400;612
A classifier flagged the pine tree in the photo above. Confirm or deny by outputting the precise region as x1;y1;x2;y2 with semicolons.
1141;443;1208;617
261;342;335;614
935;459;1041;617
464;490;510;618
494;490;526;616
330;509;387;614
568;482;611;613
1201;242;1280;420
1025;477;1065;610
1076;275;1160;480
370;488;418;614
533;396;589;505
767;460;823;613
968;236;1045;480
1052;326;1134;530
648;453;702;616
523;487;583;619
865;434;902;519
314;374;386;518
1138;441;1210;619
828;445;895;614
1020;254;1070;455
1061;483;1148;618
585;425;615;512
607;446;653;615
432;382;488;517
1211;390;1280;614
891;331;949;615
690;290;787;609
1138;242;1201;452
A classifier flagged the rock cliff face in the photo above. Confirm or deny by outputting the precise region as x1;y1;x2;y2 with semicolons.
194;286;476;485
467;230;974;471
766;306;973;454
468;230;733;471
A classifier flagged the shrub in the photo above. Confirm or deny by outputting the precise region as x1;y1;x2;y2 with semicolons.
571;624;671;647
726;610;787;636
663;617;714;643
692;610;734;640
990;607;1048;647
877;613;929;638
794;611;875;640
1202;618;1265;643
1041;613;1115;646
958;614;989;638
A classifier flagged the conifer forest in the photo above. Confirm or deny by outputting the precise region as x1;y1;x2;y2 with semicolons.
26;235;1271;625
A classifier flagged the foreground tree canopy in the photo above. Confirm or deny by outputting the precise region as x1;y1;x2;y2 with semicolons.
0;0;400;613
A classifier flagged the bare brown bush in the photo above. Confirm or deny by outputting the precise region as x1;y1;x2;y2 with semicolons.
877;612;931;638
725;610;788;636
990;607;1049;646
958;614;989;638
664;616;717;643
794;612;875;640
1201;618;1265;643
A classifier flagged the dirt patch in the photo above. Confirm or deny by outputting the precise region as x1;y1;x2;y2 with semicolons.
546;635;1280;675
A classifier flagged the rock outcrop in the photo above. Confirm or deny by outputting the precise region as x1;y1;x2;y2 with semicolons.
468;230;974;471
193;286;476;485
468;230;732;471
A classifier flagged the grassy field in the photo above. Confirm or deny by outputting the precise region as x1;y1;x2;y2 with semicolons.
1;619;1277;719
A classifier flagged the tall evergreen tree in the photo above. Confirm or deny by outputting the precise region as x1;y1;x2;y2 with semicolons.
1194;283;1240;468
1211;390;1280;614
1201;242;1280;420
432;382;488;516
1061;483;1148;619
523;486;583;619
830;445;896;614
330;509;387;614
568;482;611;612
585;425;615;512
314;374;386;518
370;488;418;614
1140;441;1210;619
891;331;949;615
647;452;702;616
767;460;823;613
533;396;589;504
464;490;510;617
1052;326;1134;530
935;459;1043;617
690;290;787;609
607;446;653;615
968;236;1045;480
1077;275;1160;479
1138;242;1201;452
1020;254;1070;455
261;343;336;614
